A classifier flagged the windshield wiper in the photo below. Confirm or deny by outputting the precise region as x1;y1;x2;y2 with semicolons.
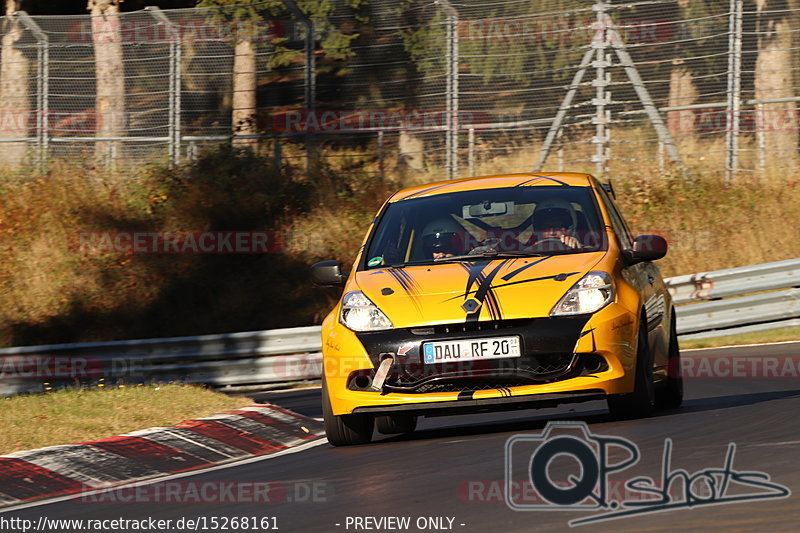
434;250;547;262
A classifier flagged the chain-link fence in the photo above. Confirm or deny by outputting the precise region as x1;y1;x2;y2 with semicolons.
0;1;798;182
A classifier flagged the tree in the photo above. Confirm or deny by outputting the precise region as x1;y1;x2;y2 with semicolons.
0;0;30;167
667;60;698;138
666;1;703;139
197;0;282;147
88;0;126;165
754;0;799;174
196;0;359;152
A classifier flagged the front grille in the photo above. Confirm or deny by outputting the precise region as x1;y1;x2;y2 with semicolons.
345;353;607;394
351;316;597;394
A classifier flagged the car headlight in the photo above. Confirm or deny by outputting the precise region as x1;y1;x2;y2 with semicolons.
551;271;614;316
339;291;393;331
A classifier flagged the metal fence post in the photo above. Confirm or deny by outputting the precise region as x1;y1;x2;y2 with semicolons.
725;0;743;184
556;128;564;171
377;130;384;179
756;102;766;175
146;7;181;168
16;11;48;172
592;4;611;178
439;0;458;179
467;126;475;177
281;0;316;172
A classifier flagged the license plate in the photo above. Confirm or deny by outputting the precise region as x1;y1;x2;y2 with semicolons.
422;336;521;364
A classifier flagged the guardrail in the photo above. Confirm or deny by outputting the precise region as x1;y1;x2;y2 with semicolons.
665;258;800;339
0;327;322;397
0;259;798;396
665;258;800;304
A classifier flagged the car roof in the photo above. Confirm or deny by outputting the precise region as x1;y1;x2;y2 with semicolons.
389;173;596;203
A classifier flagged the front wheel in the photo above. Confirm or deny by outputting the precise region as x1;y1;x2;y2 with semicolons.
608;321;655;419
322;377;374;446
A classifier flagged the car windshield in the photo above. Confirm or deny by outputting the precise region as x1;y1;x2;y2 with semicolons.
363;186;607;269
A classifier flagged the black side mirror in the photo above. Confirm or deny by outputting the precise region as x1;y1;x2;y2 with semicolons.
623;235;668;265
311;260;349;286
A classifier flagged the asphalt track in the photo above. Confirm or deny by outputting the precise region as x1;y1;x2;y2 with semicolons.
4;342;800;532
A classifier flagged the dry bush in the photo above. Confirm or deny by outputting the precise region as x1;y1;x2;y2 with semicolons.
0;134;797;346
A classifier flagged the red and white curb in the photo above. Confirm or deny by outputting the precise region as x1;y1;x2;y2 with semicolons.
0;404;324;508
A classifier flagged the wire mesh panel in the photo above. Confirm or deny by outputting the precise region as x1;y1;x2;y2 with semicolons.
0;1;797;181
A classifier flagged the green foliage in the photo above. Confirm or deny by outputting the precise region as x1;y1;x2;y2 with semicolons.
196;0;360;64
196;0;286;25
461;0;588;84
345;0;370;24
299;0;359;61
400;10;446;77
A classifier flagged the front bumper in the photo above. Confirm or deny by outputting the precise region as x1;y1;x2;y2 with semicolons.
323;302;638;416
352;390;607;417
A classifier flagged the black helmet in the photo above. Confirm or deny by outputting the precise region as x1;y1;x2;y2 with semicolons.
533;199;576;231
422;218;462;256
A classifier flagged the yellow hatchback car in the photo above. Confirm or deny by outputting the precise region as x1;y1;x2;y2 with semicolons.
312;173;682;446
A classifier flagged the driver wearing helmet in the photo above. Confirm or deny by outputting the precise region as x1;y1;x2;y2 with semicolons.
421;217;463;259
531;199;581;250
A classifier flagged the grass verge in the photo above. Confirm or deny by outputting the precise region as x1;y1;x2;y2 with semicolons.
0;384;249;455
679;326;800;350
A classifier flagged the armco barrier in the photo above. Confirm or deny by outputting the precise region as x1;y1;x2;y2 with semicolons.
0;259;798;396
665;258;800;339
665;258;800;304
0;327;322;397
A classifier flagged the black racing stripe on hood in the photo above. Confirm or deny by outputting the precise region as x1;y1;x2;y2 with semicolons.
483;276;505;321
464;260;508;322
464;271;487;322
395;268;421;294
484;285;501;321
460;262;489;322
501;256;550;281
443;270;579;302
459;263;483;322
462;260;490;296
386;269;423;313
489;271;581;291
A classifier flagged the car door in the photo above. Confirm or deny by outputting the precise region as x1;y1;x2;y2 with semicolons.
594;184;669;377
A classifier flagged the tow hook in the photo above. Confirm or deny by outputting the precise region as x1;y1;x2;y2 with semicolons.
369;354;395;391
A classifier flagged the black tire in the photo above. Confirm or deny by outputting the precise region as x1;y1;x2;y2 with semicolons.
608;320;655;419
375;414;418;435
321;377;374;446
656;311;683;409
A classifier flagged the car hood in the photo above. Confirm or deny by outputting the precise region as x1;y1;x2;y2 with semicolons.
353;252;607;328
